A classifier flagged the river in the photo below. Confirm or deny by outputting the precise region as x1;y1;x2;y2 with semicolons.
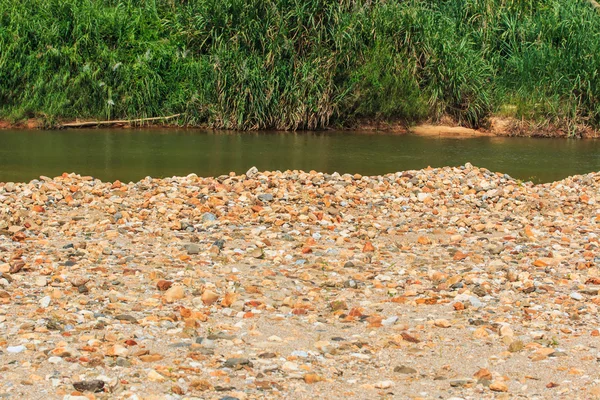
0;129;598;183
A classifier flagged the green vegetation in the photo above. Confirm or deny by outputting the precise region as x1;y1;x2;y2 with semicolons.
1;0;600;132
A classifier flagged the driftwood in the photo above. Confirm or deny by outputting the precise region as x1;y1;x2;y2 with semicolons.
59;114;182;128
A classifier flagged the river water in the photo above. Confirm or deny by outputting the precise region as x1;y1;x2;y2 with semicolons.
0;129;598;183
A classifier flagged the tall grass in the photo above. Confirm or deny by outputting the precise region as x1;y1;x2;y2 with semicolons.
1;0;600;131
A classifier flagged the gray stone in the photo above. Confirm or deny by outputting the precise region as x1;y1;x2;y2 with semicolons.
184;244;200;255
202;212;217;223
257;193;274;202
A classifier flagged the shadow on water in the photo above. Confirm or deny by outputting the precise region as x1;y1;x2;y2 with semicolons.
0;129;598;183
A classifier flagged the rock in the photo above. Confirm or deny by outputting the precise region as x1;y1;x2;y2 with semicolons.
222;358;251;369
499;325;514;338
508;340;524;352
363;241;375;252
72;380;105;393
106;344;128;357
417;193;430;202
115;314;138;323
246;166;258;178
201;290;219;305
382;316;399;326
474;368;492;381
69;276;89;287
34;276;47;287
156;280;173;291
6;345;26;353
147;369;166;382
202;212;217;223
304;373;323;384
570;292;584;301
489;381;508;392
434;319;451;328
39;296;51;308
257;193;274;202
164;286;185;302
450;379;475;388
282;361;298;371
374;380;394;389
330;300;347;311
394;365;417;374
185;243;201;254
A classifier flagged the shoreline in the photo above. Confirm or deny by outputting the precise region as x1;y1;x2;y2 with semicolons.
1;165;599;399
1;116;598;139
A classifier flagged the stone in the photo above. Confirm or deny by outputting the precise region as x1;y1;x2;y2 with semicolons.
394;365;417;374
72;380;105;393
570;292;584;301
34;276;47;287
6;345;26;353
39;296;51;308
164;286;185;302
147;370;166;382
156;280;173;291
222;358;251;369
201;290;219;305
245;166;258;178
202;212;217;223
374;380;394;389
450;379;475;388
185;243;201;254
508;340;524;353
257;193;274;202
489;381;508;392
434;319;451;328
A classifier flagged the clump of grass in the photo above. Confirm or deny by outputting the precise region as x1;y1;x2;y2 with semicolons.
1;0;600;132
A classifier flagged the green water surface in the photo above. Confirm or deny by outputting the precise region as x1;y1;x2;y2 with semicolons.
0;129;598;183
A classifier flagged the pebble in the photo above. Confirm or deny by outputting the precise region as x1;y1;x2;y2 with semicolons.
72;380;105;393
164;286;185;302
374;380;394;389
34;276;47;287
0;166;599;399
39;296;51;308
570;292;584;301
6;345;25;353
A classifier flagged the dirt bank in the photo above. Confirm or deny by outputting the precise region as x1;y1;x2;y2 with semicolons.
1;116;598;138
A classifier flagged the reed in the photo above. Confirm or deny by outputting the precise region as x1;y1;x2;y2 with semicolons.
1;0;599;132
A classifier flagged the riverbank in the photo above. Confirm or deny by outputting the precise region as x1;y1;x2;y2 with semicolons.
2;117;598;139
2;0;600;133
1;166;600;399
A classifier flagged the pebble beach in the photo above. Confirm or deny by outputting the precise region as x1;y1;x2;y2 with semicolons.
1;164;600;399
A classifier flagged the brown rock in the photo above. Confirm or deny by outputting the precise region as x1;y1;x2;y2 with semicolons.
156;280;173;291
304;373;324;384
362;241;375;252
490;381;508;392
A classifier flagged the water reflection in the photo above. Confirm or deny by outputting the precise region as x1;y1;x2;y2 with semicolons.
0;129;598;183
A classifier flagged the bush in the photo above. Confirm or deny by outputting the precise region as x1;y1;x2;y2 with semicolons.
1;0;599;131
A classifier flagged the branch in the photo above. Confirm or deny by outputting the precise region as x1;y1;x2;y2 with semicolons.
59;114;182;128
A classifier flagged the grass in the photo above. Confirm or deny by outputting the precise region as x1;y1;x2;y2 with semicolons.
1;0;600;133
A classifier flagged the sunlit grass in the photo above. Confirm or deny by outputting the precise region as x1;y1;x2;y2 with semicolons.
1;0;599;132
